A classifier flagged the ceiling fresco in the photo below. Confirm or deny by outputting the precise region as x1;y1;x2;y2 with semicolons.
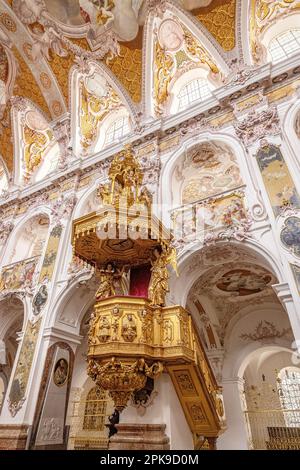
0;0;238;172
186;245;283;345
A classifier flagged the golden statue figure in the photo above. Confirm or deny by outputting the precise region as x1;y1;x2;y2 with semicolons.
98;182;111;205
148;248;170;307
95;263;125;300
148;245;178;306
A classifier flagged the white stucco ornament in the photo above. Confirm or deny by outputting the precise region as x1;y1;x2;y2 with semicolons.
180;0;213;9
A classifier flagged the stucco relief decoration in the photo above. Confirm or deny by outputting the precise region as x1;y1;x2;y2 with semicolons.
11;0;217;70
51;194;77;224
172;191;252;253
14;0;216;54
0;163;9;198
251;0;300;64
20;109;56;181
38;224;63;284
280;216;300;257
234;107;281;147
138;149;161;195
0;220;13;246
67;255;95;283
52;117;72;170
153;14;220;115
11;0;120;65
240;320;292;342
79;76;123;153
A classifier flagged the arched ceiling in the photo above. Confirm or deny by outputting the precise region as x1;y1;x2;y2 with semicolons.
0;0;238;172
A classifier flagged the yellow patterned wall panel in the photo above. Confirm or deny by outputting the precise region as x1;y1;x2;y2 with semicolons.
106;31;143;103
193;0;236;51
13;47;51;118
48;38;89;106
0;112;13;171
48;52;75;106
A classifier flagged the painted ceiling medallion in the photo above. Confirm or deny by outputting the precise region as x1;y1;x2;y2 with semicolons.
158;19;184;52
25;110;49;131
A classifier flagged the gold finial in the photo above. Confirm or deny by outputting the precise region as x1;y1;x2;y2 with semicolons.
98;145;150;208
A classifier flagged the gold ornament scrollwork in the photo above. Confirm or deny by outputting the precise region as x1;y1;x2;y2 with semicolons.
183;27;219;75
80;80;122;151
154;40;175;115
87;357;163;411
23;125;54;179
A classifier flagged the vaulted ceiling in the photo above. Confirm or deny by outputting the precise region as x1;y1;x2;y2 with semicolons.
0;0;237;173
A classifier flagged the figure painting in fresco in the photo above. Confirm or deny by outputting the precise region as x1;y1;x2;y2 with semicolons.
216;269;272;296
256;143;300;216
0;259;37;292
280;217;300;257
53;358;69;387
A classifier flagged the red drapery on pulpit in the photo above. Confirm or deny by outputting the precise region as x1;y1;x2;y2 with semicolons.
129;264;151;298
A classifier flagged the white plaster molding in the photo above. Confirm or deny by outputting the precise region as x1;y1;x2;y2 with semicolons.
42;327;83;346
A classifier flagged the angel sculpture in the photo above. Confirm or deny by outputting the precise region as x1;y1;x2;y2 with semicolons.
148;245;178;307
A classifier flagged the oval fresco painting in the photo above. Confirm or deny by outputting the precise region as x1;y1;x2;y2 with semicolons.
216;269;272;296
53;358;69;387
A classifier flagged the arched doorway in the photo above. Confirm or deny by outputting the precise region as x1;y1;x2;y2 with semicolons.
173;241;295;449
242;351;300;450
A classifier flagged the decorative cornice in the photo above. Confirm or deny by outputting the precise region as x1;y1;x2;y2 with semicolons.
1;60;300;211
234;106;281;146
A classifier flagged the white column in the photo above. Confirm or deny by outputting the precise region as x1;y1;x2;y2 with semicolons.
217;377;249;450
273;283;300;344
0;340;6;365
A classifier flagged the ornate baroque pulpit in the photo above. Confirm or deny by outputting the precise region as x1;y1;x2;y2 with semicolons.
72;145;226;448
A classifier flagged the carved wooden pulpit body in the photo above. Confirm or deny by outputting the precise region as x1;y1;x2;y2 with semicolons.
72;146;226;445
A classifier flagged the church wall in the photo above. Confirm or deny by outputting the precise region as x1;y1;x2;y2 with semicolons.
121;373;194;450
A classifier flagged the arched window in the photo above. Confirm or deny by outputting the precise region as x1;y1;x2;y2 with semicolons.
268;30;300;64
178;78;212;111
83;386;108;431
105;116;130;146
278;367;300;427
